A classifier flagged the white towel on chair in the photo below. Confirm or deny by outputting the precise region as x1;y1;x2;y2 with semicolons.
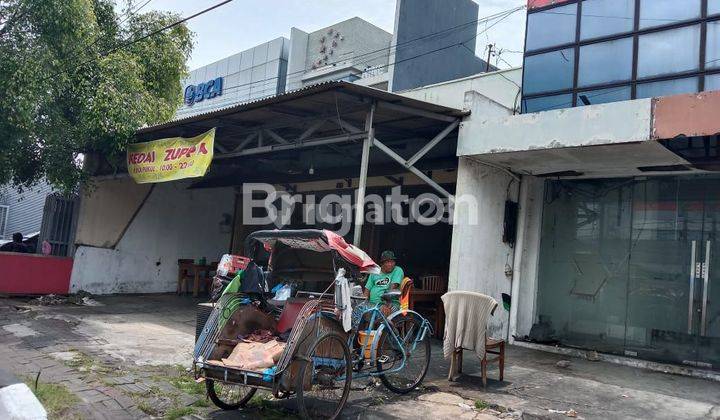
441;291;497;360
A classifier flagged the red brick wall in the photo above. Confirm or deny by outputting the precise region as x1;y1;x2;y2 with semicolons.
528;0;574;10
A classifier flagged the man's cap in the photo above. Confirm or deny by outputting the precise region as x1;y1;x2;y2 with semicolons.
380;250;397;262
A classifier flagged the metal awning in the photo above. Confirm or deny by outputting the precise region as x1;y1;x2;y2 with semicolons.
135;81;468;245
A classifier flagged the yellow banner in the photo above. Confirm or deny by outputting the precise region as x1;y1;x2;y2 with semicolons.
127;128;215;184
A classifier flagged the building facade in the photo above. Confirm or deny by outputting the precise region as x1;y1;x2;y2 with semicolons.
285;18;393;91
522;0;720;112
450;0;720;372
0;181;53;240
174;0;499;119
175;37;290;119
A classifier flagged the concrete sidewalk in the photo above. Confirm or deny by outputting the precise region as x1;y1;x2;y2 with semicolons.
0;294;718;419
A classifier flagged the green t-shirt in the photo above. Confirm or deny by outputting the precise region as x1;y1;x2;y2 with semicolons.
365;266;404;304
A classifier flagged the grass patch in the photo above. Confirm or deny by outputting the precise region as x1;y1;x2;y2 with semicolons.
136;400;159;416
192;398;210;408
475;400;489;410
63;351;114;375
165;406;195;420
23;378;79;418
247;394;297;419
168;374;205;396
247;394;270;409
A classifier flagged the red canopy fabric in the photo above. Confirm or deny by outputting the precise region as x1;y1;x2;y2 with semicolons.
323;230;380;274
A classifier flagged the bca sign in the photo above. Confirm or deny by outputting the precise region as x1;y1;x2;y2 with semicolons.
184;77;223;106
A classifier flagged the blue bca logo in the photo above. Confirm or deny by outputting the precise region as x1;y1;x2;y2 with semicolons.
185;77;223;106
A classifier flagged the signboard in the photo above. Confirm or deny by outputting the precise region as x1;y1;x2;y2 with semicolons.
127;128;215;184
184;77;223;106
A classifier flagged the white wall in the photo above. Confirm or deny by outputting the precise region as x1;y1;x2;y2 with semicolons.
399;68;522;111
71;181;235;294
458;97;653;156
448;157;518;339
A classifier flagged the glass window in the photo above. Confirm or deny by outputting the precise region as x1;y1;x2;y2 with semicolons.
637;26;700;78
706;74;720;91
523;48;575;95
522;94;573;113
639;0;701;29
536;179;633;355
710;0;720;15
578;38;633;87
581;0;635;40
636;77;699;99
577;86;632;106
707;22;720;70
526;3;577;51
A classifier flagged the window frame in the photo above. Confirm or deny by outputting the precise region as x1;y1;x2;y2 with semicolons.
522;0;720;110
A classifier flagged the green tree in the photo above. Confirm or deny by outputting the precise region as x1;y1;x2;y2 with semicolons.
0;0;193;192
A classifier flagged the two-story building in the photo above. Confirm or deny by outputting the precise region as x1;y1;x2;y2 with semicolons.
452;0;720;373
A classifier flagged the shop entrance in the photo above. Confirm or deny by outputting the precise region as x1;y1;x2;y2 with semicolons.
536;175;720;369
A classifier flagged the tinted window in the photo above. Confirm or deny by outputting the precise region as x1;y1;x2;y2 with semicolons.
577;86;632;106
578;38;633;87
707;22;720;70
522;94;574;113
581;0;634;40
706;74;720;91
639;0;701;29
523;48;576;95
710;0;720;15
636;77;699;99
638;26;700;78
526;4;577;51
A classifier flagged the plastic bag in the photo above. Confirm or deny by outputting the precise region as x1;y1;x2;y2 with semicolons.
272;284;292;301
217;254;251;277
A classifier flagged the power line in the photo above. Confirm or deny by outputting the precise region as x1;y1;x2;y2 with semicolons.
210;5;525;101
39;0;234;84
118;0;156;26
281;5;526;85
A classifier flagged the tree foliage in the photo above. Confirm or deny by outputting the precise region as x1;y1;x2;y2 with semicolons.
0;0;193;192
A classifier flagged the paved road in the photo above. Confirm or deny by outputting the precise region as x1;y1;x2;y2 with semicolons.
1;295;718;419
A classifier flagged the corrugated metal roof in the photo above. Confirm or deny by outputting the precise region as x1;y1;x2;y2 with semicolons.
137;81;468;136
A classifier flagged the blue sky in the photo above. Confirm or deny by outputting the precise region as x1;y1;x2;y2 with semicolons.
121;0;526;70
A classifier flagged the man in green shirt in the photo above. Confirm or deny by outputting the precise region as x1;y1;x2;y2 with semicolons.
364;250;404;305
352;250;404;326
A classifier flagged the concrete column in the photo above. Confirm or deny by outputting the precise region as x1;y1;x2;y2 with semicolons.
509;175;545;342
448;157;518;339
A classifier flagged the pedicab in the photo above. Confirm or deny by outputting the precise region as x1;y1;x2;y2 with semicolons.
193;229;432;419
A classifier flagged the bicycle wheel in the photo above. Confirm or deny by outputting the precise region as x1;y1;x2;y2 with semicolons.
377;313;431;394
295;331;352;420
206;379;256;410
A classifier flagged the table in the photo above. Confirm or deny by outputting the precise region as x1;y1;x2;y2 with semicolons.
178;262;215;297
410;289;445;338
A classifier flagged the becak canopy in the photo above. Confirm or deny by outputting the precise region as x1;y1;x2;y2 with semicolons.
244;229;379;274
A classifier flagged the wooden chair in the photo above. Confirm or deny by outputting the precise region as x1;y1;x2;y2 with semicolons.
191;261;218;297
445;296;505;387
416;274;447;338
452;336;505;388
421;275;444;292
177;259;194;294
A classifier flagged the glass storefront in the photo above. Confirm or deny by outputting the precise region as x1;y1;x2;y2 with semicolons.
536;176;720;369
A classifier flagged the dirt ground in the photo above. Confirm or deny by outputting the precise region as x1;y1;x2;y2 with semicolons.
1;294;718;420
